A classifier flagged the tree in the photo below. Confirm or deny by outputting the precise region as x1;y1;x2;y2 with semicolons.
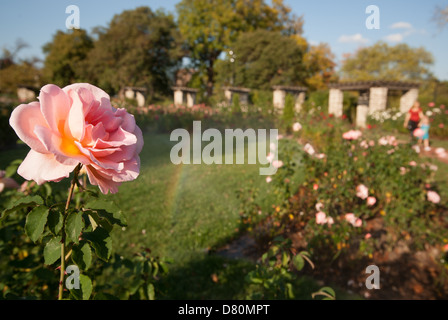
221;30;308;90
42;29;94;86
303;42;337;90
434;5;448;29
0;40;41;94
176;0;303;98
340;42;434;81
79;7;183;98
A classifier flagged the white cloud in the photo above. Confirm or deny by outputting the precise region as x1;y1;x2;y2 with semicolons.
390;22;412;29
338;33;369;44
384;33;404;42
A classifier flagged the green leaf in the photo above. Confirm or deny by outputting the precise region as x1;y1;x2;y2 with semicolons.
5;159;22;177
70;274;93;300
65;211;84;244
86;210;113;233
293;254;304;271
44;236;61;265
85;199;127;227
25;206;49;242
72;242;92;270
147;283;155;300
83;227;112;261
47;209;63;236
129;277;145;295
1;195;44;222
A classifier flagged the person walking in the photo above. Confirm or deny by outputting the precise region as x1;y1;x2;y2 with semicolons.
403;101;424;141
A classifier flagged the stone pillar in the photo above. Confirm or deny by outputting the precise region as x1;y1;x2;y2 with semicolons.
174;89;184;106
356;90;370;128
368;87;388;114
295;91;306;113
135;91;146;107
399;88;419;113
328;88;343;117
186;92;196;107
124;88;135;100
273;89;285;110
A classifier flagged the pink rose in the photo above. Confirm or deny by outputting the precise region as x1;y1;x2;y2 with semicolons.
356;184;369;200
304;143;315;155
0;170;20;192
326;216;334;226
266;152;275;163
342;130;362;140
365;233;372;239
313;183;319;190
316;211;327;225
345;213;356;224
428;102;435;107
292;122;302;132
315;202;324;211
443;244;448;252
9;83;143;194
272;160;283;168
409;161;417;167
354;218;362;227
366;196;376;206
266;176;272;183
413;128;424;138
427;190;440;204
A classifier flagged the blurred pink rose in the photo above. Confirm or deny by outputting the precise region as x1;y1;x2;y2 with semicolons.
345;213;356;224
266;152;275;163
427;190;440;204
292;122;302;132
354;218;362;227
326;216;334;226
272;160;283;168
400;167;407;175
413;128;424;138
443;244;448;252
315;202;324;211
409;161;417;166
316;211;327;225
266;176;272;183
0;170;20;192
356;184;369;200
366;196;376;206
439;123;444;129
9;83;143;194
342;130;362;140
365;233;372;239
304;143;315;155
313;183;319;190
428;102;435;107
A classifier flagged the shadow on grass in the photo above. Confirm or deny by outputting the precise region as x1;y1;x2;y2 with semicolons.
155;253;324;300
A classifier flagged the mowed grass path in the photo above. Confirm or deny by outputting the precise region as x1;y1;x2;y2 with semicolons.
108;133;271;262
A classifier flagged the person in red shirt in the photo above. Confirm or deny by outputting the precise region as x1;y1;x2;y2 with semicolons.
403;101;424;140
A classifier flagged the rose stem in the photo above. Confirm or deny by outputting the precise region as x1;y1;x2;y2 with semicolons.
58;163;82;300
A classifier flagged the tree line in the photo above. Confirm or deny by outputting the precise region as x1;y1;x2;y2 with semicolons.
0;1;445;104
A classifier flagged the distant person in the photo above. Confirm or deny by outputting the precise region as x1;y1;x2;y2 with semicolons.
418;116;431;151
403;101;424;141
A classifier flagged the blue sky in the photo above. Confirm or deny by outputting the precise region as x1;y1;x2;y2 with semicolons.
1;0;447;80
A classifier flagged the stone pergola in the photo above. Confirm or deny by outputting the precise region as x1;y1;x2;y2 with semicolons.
223;86;251;106
17;85;38;102
272;86;307;113
328;81;420;128
172;86;199;107
121;86;147;107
